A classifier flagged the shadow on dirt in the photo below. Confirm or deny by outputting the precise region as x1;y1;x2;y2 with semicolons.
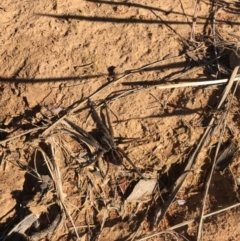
4;232;28;241
36;12;240;25
0;74;105;83
0;146;60;240
89;0;240;17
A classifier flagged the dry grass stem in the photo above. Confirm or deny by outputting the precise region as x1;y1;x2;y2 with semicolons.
39;142;81;240
155;67;240;226
190;0;200;42
0;126;45;144
3;2;240;241
136;202;240;241
3;214;38;241
212;5;224;77
157;76;240;90
197;66;240;241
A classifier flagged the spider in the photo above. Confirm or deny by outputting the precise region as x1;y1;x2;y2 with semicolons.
63;100;144;179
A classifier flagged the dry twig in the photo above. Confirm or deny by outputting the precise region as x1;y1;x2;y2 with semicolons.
136;202;240;241
154;67;240;226
0;126;44;145
212;4;225;77
39;144;81;240
2;214;38;241
190;0;200;42
197;66;240;241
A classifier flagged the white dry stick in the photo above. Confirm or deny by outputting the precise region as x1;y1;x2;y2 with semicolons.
197;66;240;241
156;76;240;90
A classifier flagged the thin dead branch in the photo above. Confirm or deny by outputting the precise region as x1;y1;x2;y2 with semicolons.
0;126;45;145
154;67;240;226
135;202;240;241
41;53;183;137
3;214;38;241
157;76;240;90
190;0;200;42
212;5;225;77
39;143;81;240
30;214;61;241
197;66;240;241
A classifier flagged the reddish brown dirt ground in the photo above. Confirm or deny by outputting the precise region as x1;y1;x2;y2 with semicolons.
1;0;240;240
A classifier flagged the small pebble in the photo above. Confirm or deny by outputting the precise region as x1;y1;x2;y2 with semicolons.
236;177;240;186
177;199;186;205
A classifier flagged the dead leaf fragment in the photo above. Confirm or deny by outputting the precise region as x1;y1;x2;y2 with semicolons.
126;179;156;202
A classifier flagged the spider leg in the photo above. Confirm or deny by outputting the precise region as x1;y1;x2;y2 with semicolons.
101;154;110;178
104;149;122;166
63;118;101;149
89;99;116;149
111;149;123;165
88;99;111;137
103;100;114;137
81;149;105;168
117;147;145;179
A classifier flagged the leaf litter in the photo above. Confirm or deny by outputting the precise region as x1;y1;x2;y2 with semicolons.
1;1;240;241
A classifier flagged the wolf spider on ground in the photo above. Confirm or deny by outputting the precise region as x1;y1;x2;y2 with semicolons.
63;100;144;178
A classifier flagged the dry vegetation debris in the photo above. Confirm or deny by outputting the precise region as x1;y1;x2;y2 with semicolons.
1;0;240;241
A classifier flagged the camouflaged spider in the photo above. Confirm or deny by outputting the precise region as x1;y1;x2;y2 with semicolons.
64;100;143;178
